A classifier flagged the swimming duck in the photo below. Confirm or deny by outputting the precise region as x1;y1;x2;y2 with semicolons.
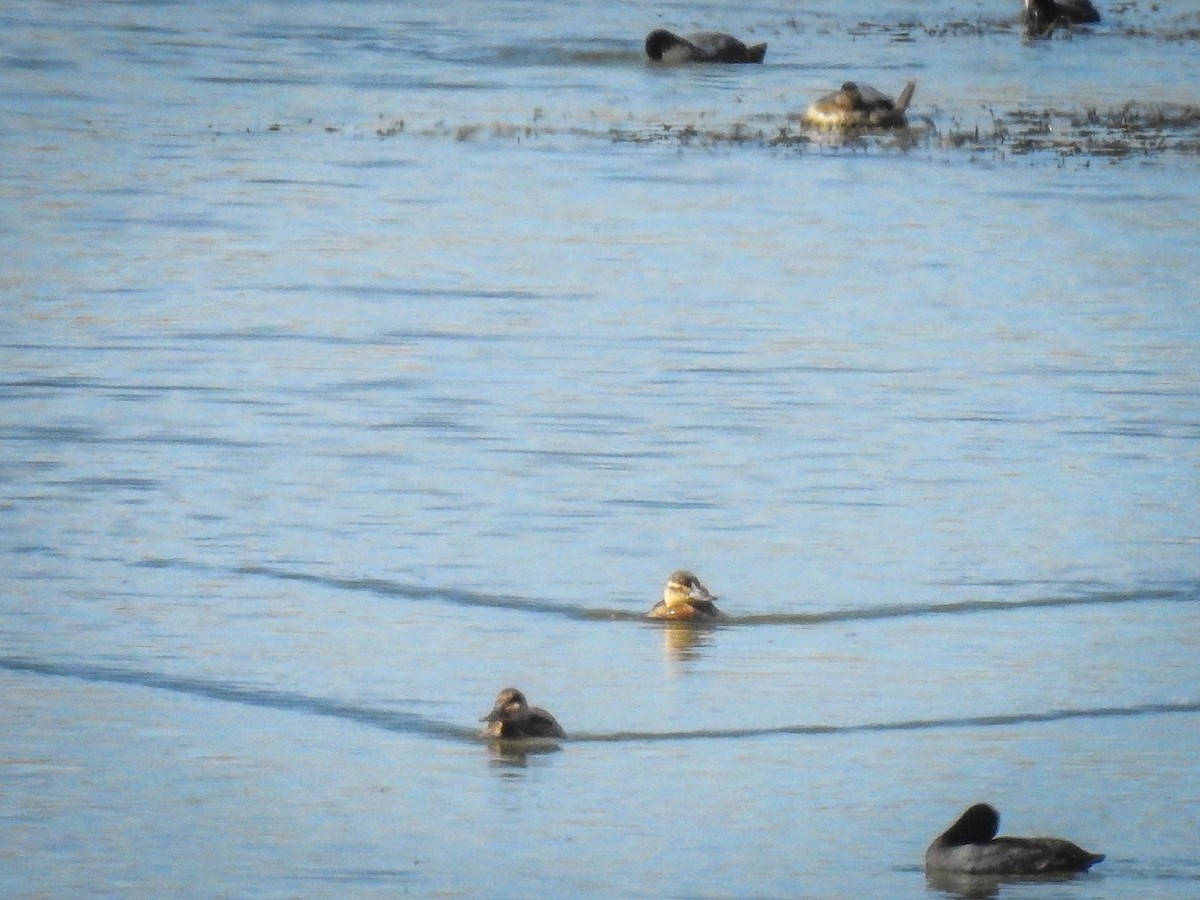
480;687;566;739
801;80;917;130
1022;0;1101;37
925;803;1105;876
647;570;725;620
644;29;767;64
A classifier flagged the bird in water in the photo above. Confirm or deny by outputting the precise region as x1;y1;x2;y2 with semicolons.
480;687;566;739
647;570;725;620
801;80;917;130
925;803;1105;876
644;29;767;64
1022;0;1101;38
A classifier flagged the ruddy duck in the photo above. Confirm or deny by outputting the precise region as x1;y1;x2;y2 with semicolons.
644;29;767;64
1022;0;1101;38
802;80;917;130
925;803;1105;876
647;570;725;620
480;687;566;739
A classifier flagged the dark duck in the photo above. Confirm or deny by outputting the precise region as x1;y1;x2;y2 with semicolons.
1023;0;1101;37
925;803;1105;876
644;29;766;64
480;688;566;739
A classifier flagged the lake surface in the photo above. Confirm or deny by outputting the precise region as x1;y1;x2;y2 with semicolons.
2;0;1198;896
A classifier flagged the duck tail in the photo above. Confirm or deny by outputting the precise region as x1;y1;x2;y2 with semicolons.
896;80;916;113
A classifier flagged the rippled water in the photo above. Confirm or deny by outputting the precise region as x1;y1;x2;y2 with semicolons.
2;0;1198;897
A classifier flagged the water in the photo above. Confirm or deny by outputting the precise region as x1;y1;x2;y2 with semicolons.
2;0;1198;896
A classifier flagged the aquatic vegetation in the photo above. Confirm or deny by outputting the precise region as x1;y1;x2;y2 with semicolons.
943;103;1200;158
342;100;1200;161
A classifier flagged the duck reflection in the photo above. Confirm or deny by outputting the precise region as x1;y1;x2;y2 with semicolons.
925;868;1091;898
924;869;1004;898
485;737;563;768
660;619;717;661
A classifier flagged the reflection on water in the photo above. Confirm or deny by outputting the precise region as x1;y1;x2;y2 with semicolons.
925;870;1004;900
925;868;1096;899
657;620;718;663
5;653;1199;745
159;558;1200;626
485;738;564;769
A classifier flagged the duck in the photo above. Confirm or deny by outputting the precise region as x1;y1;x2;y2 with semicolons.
644;29;767;64
1022;0;1101;38
480;687;566;739
925;803;1105;876
647;570;725;620
801;80;916;130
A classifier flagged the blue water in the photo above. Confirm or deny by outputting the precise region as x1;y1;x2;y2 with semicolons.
2;0;1199;897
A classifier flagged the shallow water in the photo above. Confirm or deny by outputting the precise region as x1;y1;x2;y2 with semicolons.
2;0;1199;897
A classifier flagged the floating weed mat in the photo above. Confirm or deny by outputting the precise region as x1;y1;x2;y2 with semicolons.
263;102;1200;161
846;19;1014;39
943;104;1200;159
608;120;811;148
843;19;1200;41
784;4;1200;42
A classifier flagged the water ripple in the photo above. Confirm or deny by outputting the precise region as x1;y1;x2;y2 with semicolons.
4;655;1197;745
574;701;1200;744
139;558;1200;625
0;656;474;742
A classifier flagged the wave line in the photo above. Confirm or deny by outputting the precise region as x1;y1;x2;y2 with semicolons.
140;559;1199;626
5;655;1198;745
570;700;1200;743
0;656;475;741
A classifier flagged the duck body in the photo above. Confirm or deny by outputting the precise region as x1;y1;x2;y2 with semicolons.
925;804;1105;876
480;687;566;739
1023;0;1101;37
644;29;766;64
802;80;916;130
647;570;725;620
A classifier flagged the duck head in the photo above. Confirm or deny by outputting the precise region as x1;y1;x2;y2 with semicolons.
481;687;531;726
941;803;1001;846
663;569;717;609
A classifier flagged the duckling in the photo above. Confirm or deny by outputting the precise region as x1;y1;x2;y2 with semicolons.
644;29;767;64
647;570;725;620
801;80;916;130
925;803;1105;876
1023;0;1101;38
480;687;566;739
